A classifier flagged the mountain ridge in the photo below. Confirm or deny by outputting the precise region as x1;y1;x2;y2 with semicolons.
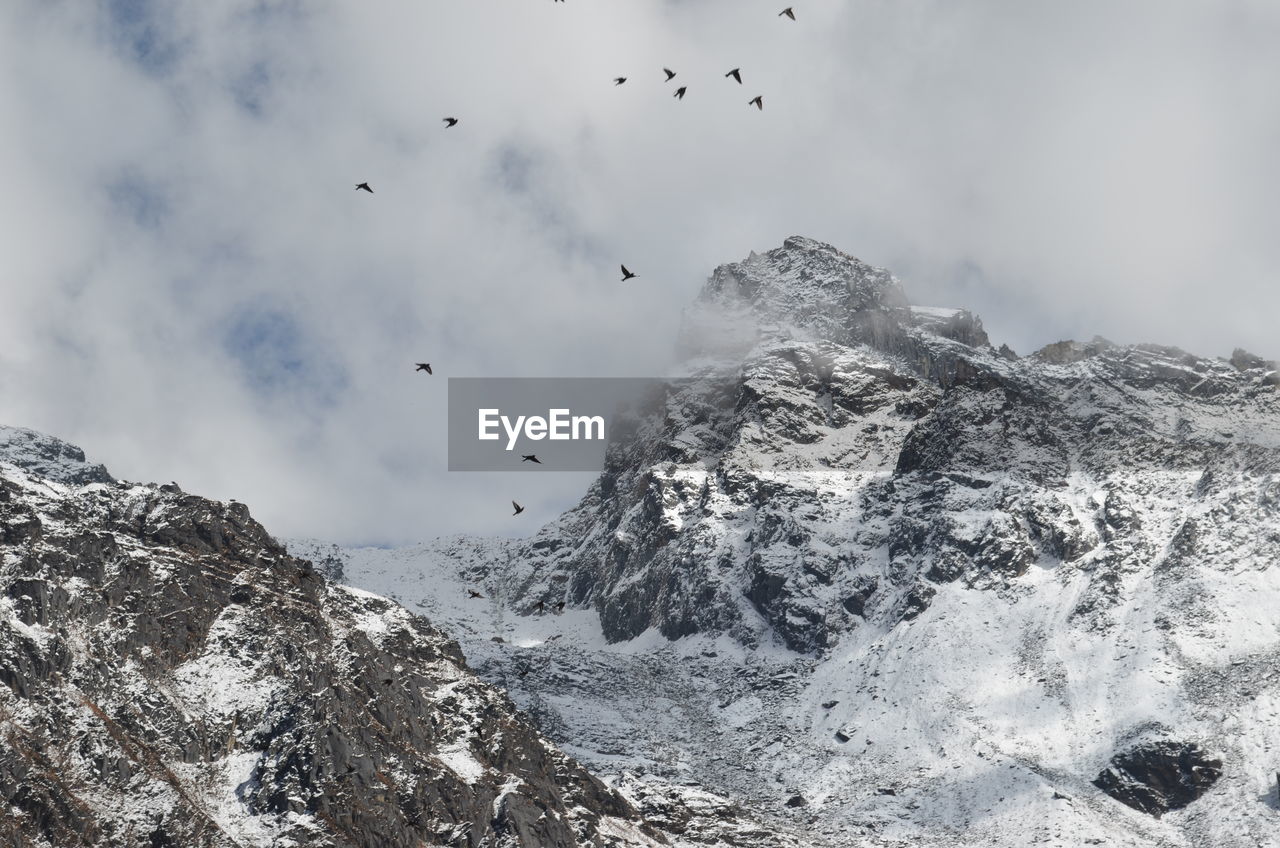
0;427;680;847
322;237;1280;847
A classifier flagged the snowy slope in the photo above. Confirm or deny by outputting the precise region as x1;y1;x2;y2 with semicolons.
313;237;1280;848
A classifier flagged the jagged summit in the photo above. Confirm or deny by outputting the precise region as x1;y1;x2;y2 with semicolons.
683;238;1278;402
680;237;991;373
698;236;910;331
0;425;113;486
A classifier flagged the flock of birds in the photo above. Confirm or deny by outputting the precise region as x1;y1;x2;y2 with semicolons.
357;5;800;285
353;5;802;606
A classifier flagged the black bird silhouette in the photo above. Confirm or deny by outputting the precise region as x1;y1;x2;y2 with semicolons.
673;86;687;100
614;76;627;85
415;362;432;374
726;68;742;84
522;454;541;464
512;500;525;515
750;95;764;110
780;7;795;20
620;264;637;281
545;634;563;642
443;117;458;127
468;589;484;599
355;182;373;193
663;68;676;81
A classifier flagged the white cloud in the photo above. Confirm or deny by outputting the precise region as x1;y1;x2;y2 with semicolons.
1;0;1277;543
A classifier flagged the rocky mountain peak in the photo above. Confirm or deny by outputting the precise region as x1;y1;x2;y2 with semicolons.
499;236;1280;654
0;425;113;487
682;237;908;354
704;236;909;316
679;237;992;372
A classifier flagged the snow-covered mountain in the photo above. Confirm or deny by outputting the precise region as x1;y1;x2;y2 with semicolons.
5;235;1278;847
0;426;675;847
316;237;1280;847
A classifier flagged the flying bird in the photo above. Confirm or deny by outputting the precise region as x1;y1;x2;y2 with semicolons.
415;363;432;374
512;500;525;515
750;96;763;110
780;7;795;20
620;264;637;281
614;76;627;85
726;68;742;84
468;589;484;599
663;68;676;81
443;117;458;127
522;454;541;464
355;182;373;193
673;86;687;100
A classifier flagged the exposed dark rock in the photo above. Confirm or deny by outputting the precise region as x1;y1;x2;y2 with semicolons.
898;584;936;621
840;579;877;617
1230;348;1274;372
1092;741;1223;816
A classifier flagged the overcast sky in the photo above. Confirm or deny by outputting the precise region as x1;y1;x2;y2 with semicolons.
2;0;1278;545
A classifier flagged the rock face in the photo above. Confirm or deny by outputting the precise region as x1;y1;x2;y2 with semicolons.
0;433;656;847
1092;741;1223;816
500;237;1280;654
